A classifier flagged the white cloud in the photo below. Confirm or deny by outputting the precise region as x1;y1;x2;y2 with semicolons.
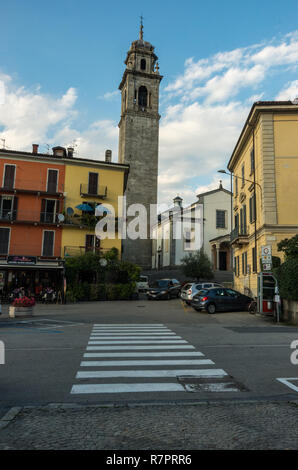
98;90;120;101
275;80;298;101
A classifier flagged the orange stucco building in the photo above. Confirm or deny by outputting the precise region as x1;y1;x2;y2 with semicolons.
0;146;65;298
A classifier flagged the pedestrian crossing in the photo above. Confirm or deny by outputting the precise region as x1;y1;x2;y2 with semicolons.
70;323;239;395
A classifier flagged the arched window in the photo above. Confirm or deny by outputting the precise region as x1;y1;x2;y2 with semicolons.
140;59;146;71
138;86;147;107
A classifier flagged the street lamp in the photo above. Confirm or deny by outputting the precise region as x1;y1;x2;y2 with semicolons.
217;169;262;202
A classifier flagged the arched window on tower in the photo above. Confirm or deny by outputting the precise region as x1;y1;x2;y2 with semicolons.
138;86;147;107
140;59;146;71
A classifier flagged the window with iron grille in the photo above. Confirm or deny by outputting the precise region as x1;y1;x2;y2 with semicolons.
216;210;226;228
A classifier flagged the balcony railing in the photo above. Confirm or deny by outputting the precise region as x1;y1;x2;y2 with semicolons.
230;226;249;245
80;184;107;198
0;178;64;195
64;246;106;257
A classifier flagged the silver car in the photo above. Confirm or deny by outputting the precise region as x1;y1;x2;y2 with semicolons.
180;282;223;304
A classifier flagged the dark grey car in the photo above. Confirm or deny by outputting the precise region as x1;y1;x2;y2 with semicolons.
191;287;253;313
147;279;181;300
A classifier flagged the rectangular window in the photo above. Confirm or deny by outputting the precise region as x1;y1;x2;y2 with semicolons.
249;194;256;223
41;199;57;223
250;148;255;174
3;165;16;189
42;230;55;257
88;173;98;195
85;235;100;252
241;164;245;187
237;256;240;277
0;227;10;254
242;252;248;275
252;247;257;273
240;205;247;234
216;210;226;228
235;175;238;196
47;169;58;193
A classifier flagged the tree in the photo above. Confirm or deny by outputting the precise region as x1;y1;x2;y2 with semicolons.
180;249;214;281
277;234;298;259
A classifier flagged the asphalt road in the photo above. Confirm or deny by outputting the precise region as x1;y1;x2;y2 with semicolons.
0;298;298;410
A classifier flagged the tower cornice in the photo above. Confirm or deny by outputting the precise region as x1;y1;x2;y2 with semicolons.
119;69;163;91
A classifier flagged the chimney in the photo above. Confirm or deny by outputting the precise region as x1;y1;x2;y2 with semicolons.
105;149;112;163
67;147;74;158
32;144;39;154
52;146;66;158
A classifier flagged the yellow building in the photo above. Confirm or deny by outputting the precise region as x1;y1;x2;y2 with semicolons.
227;101;298;296
61;148;129;259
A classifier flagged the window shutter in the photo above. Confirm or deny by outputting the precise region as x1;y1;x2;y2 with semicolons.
42;231;54;256
4;165;15;189
40;199;46;222
13;196;18;220
47;170;58;193
88;173;98;195
0;228;10;254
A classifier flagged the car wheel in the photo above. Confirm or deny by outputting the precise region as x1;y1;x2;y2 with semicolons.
207;303;216;314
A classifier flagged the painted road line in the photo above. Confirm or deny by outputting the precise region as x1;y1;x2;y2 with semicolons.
91;331;175;335
76;369;228;379
88;340;189;344
71;383;185;394
92;327;170;330
83;351;205;358
93;324;165;326
89;336;182;340
80;359;214;367
86;345;195;350
90;332;176;336
276;378;298;392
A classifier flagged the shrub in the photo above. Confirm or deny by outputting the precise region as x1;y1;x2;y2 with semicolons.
180;248;214;281
274;258;298;301
65;290;77;303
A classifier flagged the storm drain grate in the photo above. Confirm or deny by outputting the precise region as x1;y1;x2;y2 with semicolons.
177;375;249;393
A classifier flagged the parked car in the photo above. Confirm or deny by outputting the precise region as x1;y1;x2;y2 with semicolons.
147;279;181;300
191;287;253;314
180;282;223;304
136;275;149;292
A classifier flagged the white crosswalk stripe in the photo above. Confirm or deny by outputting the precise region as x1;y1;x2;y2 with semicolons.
70;323;237;395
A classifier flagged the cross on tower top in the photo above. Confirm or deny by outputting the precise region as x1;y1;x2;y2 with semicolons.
139;15;144;40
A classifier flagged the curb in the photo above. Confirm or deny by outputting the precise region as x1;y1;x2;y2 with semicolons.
0;407;22;430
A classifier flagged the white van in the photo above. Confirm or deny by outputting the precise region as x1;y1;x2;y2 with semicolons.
136;275;149;292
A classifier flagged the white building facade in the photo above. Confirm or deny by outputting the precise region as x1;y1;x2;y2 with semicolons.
152;183;232;271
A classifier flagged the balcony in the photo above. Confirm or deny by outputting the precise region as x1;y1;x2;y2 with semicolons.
64;246;107;257
230;226;249;246
80;184;107;199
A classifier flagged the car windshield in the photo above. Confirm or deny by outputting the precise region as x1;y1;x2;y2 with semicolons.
196;289;209;297
139;277;148;282
151;280;169;288
182;284;192;291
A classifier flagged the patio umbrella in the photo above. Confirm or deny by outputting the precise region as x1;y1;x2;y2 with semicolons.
76;203;93;212
95;205;112;216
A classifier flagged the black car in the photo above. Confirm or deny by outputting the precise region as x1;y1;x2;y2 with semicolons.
191;287;253;314
147;279;181;300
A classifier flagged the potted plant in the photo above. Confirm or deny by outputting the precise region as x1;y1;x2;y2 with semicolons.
9;296;36;318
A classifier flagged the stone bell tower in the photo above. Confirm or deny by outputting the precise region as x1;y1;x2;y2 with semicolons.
118;22;162;268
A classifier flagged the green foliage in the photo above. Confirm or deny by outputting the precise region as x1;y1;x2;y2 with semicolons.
65;248;139;303
274;258;298;301
277;234;298;259
180;248;214;281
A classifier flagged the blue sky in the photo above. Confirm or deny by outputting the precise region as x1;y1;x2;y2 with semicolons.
1;0;298;206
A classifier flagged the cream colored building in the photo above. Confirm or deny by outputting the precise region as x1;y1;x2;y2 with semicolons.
228;100;298;296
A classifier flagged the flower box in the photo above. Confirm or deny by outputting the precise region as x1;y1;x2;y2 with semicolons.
9;306;35;318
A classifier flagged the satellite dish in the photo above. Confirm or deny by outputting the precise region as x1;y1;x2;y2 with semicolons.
58;214;65;222
66;207;74;216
